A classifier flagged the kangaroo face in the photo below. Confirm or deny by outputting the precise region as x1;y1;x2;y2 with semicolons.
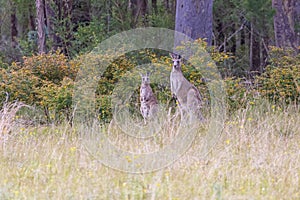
170;53;182;70
140;72;150;85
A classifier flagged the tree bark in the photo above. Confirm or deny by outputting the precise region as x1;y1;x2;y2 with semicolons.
164;0;169;11
62;0;73;56
0;18;2;38
106;0;112;32
259;39;264;72
249;23;253;72
295;1;300;46
171;0;176;14
152;0;158;14
130;0;148;27
48;0;73;56
272;0;298;50
36;0;46;54
45;1;60;51
10;1;18;48
29;5;36;31
174;0;213;46
235;22;241;51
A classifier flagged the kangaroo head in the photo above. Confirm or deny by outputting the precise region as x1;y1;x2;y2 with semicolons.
140;72;151;85
169;53;182;70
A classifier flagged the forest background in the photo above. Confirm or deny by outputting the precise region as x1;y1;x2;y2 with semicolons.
0;0;299;123
0;1;300;199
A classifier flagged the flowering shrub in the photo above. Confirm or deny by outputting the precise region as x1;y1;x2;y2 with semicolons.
0;52;79;123
257;47;300;104
38;77;74;122
225;77;258;112
0;39;234;124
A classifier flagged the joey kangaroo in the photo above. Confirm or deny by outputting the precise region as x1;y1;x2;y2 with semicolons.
140;72;158;123
169;53;204;121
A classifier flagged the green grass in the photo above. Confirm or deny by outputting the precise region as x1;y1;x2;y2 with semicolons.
0;100;300;199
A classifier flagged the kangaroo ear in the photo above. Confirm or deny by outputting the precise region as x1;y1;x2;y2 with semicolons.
169;53;175;59
170;53;181;60
140;72;146;79
146;71;151;76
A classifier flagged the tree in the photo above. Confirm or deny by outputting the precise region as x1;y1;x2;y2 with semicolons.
243;0;274;72
152;0;158;14
36;0;46;54
272;0;300;50
10;0;18;48
213;0;274;76
130;0;148;27
51;0;74;56
174;0;213;46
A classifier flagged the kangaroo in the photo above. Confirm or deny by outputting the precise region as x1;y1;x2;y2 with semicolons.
140;72;158;124
169;53;204;122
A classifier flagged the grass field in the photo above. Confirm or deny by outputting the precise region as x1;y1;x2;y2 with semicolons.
0;100;300;199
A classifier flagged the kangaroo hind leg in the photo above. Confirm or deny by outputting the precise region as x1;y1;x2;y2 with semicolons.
187;89;203;122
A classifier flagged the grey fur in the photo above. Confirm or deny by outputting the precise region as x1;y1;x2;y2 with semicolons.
169;53;204;121
140;72;158;123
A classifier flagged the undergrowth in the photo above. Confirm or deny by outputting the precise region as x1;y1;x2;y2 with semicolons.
0;100;299;199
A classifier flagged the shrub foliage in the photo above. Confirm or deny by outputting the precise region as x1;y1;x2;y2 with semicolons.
257;47;300;104
0;52;78;123
0;44;299;124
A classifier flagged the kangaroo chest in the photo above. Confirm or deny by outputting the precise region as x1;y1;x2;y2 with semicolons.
140;85;157;104
140;87;148;98
170;71;191;94
140;85;150;100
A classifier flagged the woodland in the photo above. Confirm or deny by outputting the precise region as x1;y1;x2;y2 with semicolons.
0;0;299;122
0;0;300;199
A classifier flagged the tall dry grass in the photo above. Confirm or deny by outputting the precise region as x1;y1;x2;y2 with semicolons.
0;101;28;141
0;100;299;199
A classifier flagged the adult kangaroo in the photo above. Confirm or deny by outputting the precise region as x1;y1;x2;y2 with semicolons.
169;53;204;122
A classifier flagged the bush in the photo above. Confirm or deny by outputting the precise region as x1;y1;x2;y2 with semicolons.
257;47;300;104
0;52;79;123
38;77;74;122
0;39;233;124
94;40;232;122
225;77;258;112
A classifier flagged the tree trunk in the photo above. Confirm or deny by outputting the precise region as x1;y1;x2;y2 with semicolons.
295;1;300;46
62;0;73;56
106;0;112;33
10;1;18;48
36;0;46;54
249;23;253;72
45;1;60;51
174;0;213;46
259;39;263;71
0;18;2;38
130;0;148;27
235;22;241;51
152;0;158;14
272;0;298;50
171;0;176;14
164;0;169;11
29;5;36;31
